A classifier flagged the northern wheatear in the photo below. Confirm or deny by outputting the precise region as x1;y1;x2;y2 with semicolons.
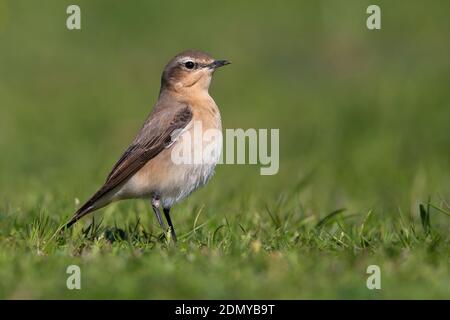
65;50;230;241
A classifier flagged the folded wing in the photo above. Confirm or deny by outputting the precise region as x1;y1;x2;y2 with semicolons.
65;104;193;228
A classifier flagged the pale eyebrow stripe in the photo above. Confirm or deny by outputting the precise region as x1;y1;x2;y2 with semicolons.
179;57;195;63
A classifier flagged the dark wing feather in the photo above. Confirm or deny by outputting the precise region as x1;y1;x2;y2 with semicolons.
65;104;193;228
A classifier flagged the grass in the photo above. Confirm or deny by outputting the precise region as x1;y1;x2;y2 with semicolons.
1;197;450;299
0;0;450;299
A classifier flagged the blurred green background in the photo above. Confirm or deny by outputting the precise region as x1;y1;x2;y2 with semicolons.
0;0;449;299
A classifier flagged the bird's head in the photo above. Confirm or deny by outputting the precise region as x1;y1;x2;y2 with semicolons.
160;50;230;95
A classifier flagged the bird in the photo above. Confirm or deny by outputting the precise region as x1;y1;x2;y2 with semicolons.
64;50;230;241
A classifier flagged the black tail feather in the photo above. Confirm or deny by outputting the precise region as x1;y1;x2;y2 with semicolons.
64;186;112;230
64;203;95;230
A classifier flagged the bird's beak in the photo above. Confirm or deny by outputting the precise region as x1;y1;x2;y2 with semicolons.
208;60;231;69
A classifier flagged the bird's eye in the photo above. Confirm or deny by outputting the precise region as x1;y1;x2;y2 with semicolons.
184;61;195;69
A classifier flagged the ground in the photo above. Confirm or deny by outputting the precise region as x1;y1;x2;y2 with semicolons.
0;0;449;299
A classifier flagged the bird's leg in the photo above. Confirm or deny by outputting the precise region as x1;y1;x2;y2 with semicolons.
151;196;166;231
163;207;177;242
